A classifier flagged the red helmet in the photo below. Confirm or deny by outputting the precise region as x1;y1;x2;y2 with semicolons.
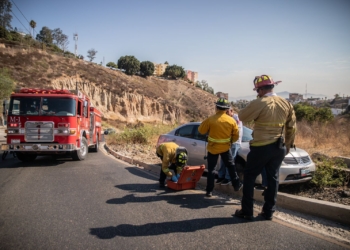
253;75;282;91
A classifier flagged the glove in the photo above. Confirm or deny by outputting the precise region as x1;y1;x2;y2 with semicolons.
176;174;181;179
171;175;178;182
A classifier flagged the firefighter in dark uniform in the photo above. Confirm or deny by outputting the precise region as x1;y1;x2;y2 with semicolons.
235;75;296;220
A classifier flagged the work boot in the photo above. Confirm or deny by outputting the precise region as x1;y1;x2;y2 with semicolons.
233;180;243;191
159;182;165;188
234;209;253;220
216;177;224;184
205;192;212;197
221;179;231;186
258;211;273;220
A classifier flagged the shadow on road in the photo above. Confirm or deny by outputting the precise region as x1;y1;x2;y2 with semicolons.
90;216;252;239
0;155;66;168
124;166;158;181
106;192;240;209
114;183;160;193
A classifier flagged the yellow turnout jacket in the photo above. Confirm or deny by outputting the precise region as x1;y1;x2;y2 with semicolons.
156;142;183;177
238;94;296;147
198;110;239;154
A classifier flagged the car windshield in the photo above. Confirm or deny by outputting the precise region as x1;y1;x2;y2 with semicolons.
8;97;76;116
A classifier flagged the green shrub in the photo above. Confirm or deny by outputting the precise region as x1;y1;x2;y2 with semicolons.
294;103;333;123
311;157;349;188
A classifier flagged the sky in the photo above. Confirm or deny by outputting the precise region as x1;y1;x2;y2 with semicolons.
9;0;350;100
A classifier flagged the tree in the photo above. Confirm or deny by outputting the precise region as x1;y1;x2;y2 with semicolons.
315;107;333;122
29;20;36;38
140;61;154;77
106;62;117;69
201;80;209;91
293;103;333;123
163;64;185;79
78;54;84;60
0;0;12;30
117;55;140;76
87;49;98;62
207;86;214;94
52;28;69;51
0;68;14;100
36;26;53;44
195;80;202;89
164;61;169;64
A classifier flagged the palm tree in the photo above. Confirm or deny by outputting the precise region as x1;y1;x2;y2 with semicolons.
29;20;36;38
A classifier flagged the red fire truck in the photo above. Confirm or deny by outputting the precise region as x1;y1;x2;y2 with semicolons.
1;88;102;162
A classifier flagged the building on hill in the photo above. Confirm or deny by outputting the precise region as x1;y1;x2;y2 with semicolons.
185;70;198;83
289;93;303;102
331;97;350;110
153;63;168;76
216;92;228;100
232;99;250;109
306;97;321;105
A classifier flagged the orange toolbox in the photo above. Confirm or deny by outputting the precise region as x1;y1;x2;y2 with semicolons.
167;165;205;191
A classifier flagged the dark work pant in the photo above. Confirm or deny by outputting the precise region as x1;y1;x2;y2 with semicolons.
241;143;286;216
206;150;239;193
159;163;177;184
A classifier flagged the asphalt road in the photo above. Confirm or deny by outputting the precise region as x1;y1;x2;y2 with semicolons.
0;150;348;250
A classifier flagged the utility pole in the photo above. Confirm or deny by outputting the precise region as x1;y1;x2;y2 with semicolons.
305;83;307;100
73;33;78;57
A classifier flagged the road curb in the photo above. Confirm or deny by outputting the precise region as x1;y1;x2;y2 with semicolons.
104;143;350;226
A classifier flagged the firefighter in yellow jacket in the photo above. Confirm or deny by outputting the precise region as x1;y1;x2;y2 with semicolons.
156;142;188;188
198;98;242;197
235;75;296;221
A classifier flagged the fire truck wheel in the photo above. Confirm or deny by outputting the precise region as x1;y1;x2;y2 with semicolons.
72;137;88;161
16;152;37;162
91;134;99;153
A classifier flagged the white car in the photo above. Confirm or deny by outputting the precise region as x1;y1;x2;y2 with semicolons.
157;122;315;185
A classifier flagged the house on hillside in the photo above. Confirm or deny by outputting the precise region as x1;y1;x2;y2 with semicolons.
153;63;168;76
330;97;350;110
216;92;228;100
232;99;250;109
288;93;303;103
184;70;198;83
306;97;320;105
331;108;344;116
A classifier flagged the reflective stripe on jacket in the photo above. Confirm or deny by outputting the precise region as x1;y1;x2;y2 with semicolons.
156;142;182;177
198;110;239;154
238;95;296;147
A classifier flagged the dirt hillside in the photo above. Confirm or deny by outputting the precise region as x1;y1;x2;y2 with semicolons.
0;41;218;124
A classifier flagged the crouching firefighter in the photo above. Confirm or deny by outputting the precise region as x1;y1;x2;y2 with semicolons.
156;142;188;188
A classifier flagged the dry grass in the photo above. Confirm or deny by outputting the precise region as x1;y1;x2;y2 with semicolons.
104;122;177;164
0;42;218;122
295;117;350;157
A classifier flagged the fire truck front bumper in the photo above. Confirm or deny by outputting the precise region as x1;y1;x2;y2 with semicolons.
1;143;77;152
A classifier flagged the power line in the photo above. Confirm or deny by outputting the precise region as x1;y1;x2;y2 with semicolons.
10;0;30;23
10;0;37;36
10;10;31;34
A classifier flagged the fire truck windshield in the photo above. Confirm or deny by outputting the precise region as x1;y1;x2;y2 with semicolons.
9;97;76;116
